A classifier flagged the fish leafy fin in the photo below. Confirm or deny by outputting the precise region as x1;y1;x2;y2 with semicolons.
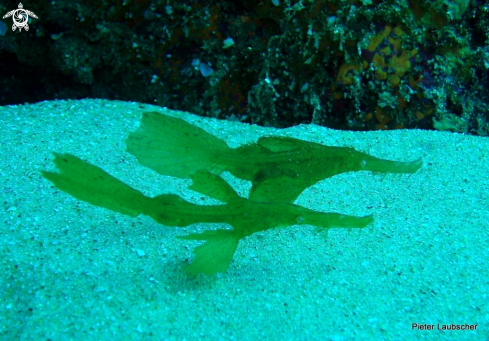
126;112;231;178
41;153;147;217
178;230;240;277
189;170;240;202
249;176;304;203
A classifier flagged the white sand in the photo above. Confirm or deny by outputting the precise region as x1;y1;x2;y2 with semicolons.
1;99;487;340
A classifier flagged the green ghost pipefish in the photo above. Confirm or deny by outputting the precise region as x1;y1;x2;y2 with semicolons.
126;112;422;203
42;153;373;277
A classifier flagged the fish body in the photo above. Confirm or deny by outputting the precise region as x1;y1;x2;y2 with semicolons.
127;112;422;203
42;154;372;277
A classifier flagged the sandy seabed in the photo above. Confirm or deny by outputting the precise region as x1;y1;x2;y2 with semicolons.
1;99;487;340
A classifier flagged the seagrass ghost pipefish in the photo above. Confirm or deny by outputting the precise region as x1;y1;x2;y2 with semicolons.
42;154;373;277
126;112;422;203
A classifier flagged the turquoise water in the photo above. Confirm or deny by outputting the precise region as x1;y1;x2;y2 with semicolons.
1;99;487;340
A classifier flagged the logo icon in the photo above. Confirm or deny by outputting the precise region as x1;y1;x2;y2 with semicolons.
2;3;38;32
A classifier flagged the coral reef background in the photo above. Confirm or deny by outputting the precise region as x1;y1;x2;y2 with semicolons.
1;0;488;134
